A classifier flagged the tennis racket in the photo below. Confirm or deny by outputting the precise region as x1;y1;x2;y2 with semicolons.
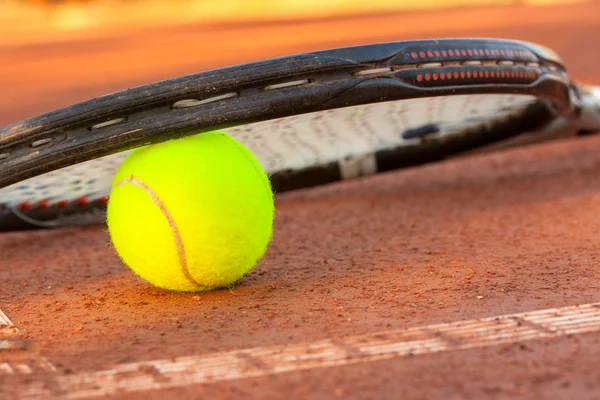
1;38;599;231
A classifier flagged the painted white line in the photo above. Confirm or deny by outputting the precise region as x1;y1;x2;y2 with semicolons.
0;308;18;334
39;358;58;373
0;358;57;376
20;302;600;400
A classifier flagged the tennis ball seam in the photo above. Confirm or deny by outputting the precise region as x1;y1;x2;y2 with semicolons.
117;175;207;290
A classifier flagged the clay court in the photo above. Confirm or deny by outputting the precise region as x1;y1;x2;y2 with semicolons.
2;1;600;399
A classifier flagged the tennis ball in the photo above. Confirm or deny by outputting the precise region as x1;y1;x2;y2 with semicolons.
106;131;274;292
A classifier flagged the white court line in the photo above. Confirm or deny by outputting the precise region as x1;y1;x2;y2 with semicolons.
20;302;600;400
0;308;18;333
0;358;58;376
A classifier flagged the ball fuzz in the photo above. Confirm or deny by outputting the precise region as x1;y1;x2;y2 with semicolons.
107;131;274;292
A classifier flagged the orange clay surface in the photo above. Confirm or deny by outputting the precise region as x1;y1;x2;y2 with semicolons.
2;2;600;399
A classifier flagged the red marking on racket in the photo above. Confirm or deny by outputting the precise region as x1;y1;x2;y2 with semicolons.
76;196;89;206
18;201;32;211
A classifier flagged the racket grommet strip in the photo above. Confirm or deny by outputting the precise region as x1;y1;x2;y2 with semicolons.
89;117;127;130
30;138;54;148
262;79;311;90
352;68;393;76
417;62;443;69
172;92;239;109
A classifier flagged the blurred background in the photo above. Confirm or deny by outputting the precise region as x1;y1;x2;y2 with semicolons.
2;0;582;36
0;0;596;126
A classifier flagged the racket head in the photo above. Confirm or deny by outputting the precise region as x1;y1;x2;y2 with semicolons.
0;38;587;230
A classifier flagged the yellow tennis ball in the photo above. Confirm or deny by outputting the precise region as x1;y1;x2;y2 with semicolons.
106;131;274;292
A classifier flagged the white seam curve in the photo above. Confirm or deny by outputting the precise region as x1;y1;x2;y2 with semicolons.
118;176;204;290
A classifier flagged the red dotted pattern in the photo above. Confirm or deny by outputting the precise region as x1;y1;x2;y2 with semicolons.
18;201;32;211
17;196;107;211
76;196;89;206
410;47;533;60
415;68;538;84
